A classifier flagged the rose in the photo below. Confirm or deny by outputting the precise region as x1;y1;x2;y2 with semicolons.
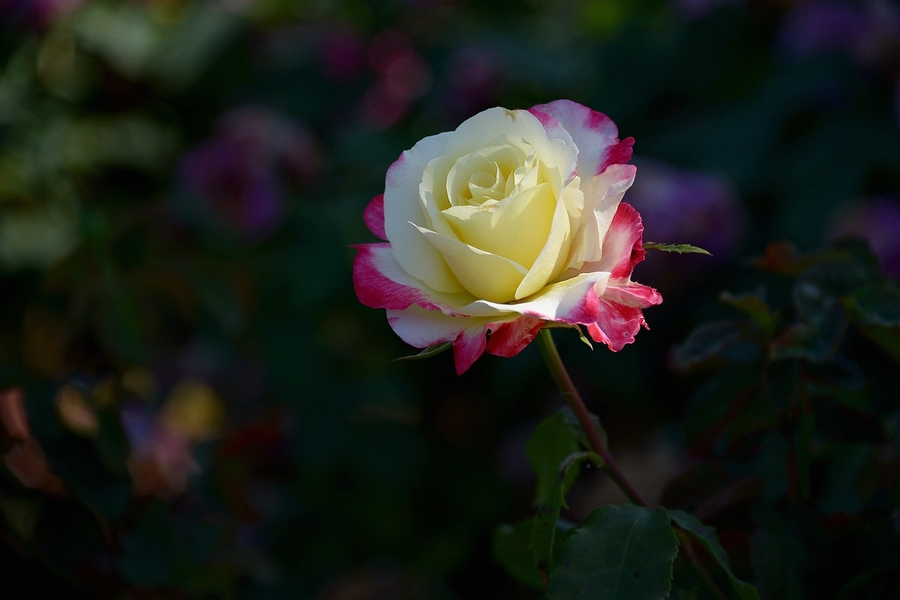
353;99;662;374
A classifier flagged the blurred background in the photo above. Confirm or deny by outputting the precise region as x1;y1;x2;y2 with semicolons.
0;0;898;598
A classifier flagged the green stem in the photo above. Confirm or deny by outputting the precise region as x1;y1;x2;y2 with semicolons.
536;329;647;507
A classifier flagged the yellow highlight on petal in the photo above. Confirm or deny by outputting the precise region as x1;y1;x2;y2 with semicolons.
441;182;555;270
415;225;527;303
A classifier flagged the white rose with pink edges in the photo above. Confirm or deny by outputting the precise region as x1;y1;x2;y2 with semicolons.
353;100;661;374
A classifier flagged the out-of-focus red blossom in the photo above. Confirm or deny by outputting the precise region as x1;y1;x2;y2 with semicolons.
0;0;83;29
179;107;322;240
626;158;745;263
829;197;900;279
1;388;67;494
360;30;432;130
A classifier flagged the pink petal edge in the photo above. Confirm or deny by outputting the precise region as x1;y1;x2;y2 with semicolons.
363;194;387;240
602;202;647;279
352;243;450;312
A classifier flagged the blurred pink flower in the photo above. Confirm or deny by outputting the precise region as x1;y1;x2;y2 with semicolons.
360;30;432;130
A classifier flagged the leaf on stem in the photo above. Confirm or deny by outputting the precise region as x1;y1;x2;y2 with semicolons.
531;451;602;572
669;510;760;600
548;504;679;600
643;242;712;256
391;342;452;362
526;411;583;506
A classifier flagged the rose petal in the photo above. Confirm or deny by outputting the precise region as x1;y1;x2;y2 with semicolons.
387;305;492;374
514;185;573;299
455;270;610;325
384;131;466;293
363;194;387;240
353;243;472;311
442;182;555;272
587;298;651;351
414;224;528;303
530;99;633;176
442;108;559;168
595;201;646;278
565;164;636;269
486;316;544;358
603;280;662;308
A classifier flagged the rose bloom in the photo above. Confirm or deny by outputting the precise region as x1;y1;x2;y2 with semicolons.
353;100;661;374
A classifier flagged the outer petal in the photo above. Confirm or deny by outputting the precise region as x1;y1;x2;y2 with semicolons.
584;201;645;278
486;316;545;358
530;100;634;176
386;305;493;375
363;194;387;240
566;164;636;269
383;131;465;293
352;243;473;311
442;108;560;169
455;270;610;324
587;300;651;352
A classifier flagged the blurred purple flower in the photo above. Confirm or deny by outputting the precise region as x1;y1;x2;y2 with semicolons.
0;0;83;29
779;1;867;57
829;197;900;278
179;107;322;240
671;0;744;20
317;27;367;84
779;0;900;67
627;158;746;261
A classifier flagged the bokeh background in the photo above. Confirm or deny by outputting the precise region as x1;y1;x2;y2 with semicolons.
0;0;899;598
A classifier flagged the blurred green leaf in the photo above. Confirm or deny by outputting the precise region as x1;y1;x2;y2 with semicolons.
525;411;583;506
673;320;755;371
719;290;777;335
548;505;678;600
531;451;602;572
670;510;760;599
493;520;549;590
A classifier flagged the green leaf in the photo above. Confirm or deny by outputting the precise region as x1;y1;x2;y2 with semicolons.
391;342;453;362
669;510;760;600
493;520;547;589
548;505;678;600
525;411;583;505
643;242;712;256
531;451;602;571
719;290;777;335
673;320;751;371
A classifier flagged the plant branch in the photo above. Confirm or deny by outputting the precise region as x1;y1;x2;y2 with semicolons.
536;329;648;507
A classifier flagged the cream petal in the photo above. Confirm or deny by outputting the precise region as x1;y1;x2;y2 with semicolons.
414;224;527;303
443;108;560;171
441;182;555;270
514;187;573;299
566;164;636;269
384;131;465;294
455;271;612;324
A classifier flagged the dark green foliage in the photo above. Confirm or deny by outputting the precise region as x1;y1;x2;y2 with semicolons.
548;505;678;600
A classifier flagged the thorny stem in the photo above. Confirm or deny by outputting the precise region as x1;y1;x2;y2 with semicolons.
536;329;647;507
